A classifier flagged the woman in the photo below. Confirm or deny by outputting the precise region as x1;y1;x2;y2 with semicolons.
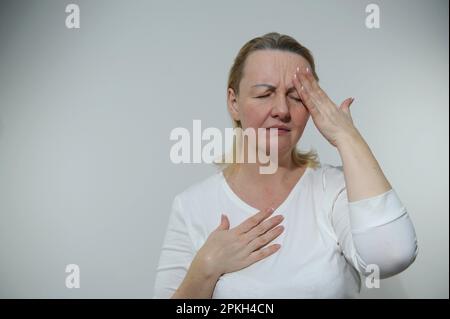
154;32;418;298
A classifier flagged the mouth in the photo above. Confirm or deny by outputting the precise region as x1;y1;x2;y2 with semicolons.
265;127;291;135
268;128;290;131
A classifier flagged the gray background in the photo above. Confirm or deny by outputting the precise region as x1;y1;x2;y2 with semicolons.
0;0;448;298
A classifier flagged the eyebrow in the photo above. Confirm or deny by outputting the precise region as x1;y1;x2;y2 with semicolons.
251;83;297;94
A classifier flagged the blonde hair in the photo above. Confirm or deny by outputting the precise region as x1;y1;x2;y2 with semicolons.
215;32;321;172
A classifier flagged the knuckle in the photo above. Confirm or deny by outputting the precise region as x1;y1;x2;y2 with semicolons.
249;216;260;225
255;223;265;235
256;237;267;246
230;241;241;250
267;230;278;240
255;250;265;259
266;232;276;241
238;235;248;245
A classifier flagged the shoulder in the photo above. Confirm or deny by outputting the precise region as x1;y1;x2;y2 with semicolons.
173;170;223;209
168;171;222;227
309;163;348;225
308;162;346;193
169;171;224;248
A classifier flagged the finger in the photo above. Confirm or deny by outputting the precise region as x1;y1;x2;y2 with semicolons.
216;214;230;231
294;66;319;107
296;65;319;94
339;97;354;113
242;214;284;243
293;72;317;115
246;225;284;253
300;65;331;99
297;70;314;94
295;67;338;115
299;70;328;107
234;207;275;234
303;65;320;90
246;243;281;265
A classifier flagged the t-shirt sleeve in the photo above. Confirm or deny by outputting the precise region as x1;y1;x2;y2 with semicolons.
153;195;195;298
327;167;418;279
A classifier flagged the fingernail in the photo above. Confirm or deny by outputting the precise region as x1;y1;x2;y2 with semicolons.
306;66;310;73
296;67;300;73
268;207;275;213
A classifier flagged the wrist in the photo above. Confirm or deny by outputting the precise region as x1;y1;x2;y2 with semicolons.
335;128;363;149
192;253;223;280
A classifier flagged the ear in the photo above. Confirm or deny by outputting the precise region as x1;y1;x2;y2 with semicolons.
227;88;240;122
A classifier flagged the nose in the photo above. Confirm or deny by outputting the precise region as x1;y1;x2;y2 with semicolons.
271;93;291;122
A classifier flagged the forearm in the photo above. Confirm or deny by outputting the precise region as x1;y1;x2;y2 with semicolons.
171;258;220;299
336;129;392;202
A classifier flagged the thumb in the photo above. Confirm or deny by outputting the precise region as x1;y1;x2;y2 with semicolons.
339;97;354;113
216;213;230;231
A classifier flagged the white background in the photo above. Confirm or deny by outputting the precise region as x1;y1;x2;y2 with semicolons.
0;0;448;298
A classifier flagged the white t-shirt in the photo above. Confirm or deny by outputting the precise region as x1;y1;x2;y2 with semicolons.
154;163;418;298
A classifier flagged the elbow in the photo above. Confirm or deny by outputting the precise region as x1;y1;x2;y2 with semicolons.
380;240;418;279
353;209;419;280
357;239;419;279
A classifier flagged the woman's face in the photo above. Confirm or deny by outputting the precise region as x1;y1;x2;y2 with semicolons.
227;50;312;160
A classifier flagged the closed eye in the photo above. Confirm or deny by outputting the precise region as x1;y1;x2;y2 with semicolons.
255;93;301;102
289;96;302;102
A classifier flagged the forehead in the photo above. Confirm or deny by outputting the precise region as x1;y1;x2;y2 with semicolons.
242;50;310;81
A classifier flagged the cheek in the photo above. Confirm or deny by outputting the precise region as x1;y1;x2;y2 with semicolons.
291;106;310;127
240;101;269;128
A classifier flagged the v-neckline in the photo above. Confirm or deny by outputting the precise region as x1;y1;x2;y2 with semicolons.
220;166;311;214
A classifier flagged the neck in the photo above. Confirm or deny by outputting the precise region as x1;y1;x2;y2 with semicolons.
227;151;302;185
